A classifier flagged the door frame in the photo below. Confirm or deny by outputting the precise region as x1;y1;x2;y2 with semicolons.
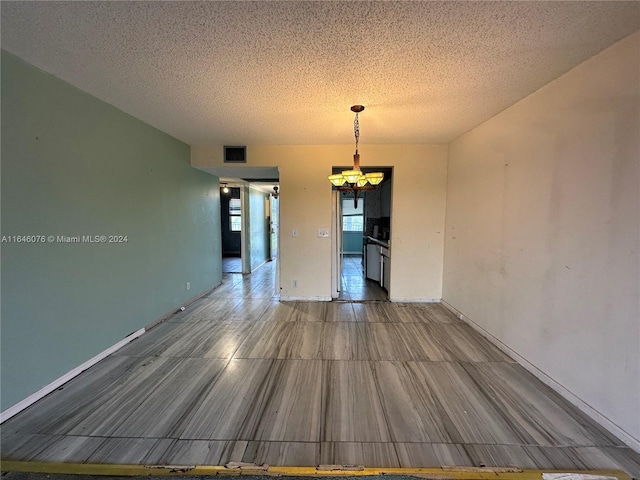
331;190;342;298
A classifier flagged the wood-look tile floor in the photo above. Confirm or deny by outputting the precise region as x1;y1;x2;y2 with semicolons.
2;260;640;475
222;256;242;273
338;254;388;301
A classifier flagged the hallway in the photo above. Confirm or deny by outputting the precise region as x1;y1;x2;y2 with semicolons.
2;262;640;474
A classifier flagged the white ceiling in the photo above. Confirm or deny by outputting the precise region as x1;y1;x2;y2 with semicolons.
2;1;639;147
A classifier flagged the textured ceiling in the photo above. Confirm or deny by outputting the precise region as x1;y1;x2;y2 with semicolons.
2;1;639;146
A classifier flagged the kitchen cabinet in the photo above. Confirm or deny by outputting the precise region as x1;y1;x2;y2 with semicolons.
380;181;391;217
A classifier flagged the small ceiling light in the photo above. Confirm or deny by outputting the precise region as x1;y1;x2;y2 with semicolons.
328;105;384;208
221;183;230;194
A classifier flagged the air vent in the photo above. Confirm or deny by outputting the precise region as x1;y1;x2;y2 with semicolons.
224;146;246;163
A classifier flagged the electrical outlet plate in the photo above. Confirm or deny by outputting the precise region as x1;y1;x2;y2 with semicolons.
186;282;190;290
317;228;329;238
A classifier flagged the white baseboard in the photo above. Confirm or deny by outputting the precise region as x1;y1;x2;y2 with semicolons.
390;297;441;303
144;284;219;331
279;296;332;301
440;299;640;453
0;328;145;423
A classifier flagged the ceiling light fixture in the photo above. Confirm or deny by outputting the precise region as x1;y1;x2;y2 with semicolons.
221;183;230;194
328;105;383;208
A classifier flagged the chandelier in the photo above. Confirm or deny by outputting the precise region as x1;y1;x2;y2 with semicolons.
328;105;383;208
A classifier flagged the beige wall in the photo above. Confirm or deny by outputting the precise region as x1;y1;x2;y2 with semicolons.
444;32;640;448
193;144;448;301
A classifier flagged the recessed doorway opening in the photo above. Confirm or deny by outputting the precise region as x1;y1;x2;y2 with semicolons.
211;166;280;297
331;168;393;301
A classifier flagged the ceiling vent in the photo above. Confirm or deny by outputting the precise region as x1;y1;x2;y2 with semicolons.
224;146;246;163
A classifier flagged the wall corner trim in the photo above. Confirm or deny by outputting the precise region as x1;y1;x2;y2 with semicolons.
440;300;640;453
0;328;145;423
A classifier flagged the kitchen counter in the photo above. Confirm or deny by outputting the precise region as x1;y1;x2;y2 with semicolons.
365;236;389;248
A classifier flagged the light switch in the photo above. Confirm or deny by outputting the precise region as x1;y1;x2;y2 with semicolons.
318;228;329;238
292;229;298;237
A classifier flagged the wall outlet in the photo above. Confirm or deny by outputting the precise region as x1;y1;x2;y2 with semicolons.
293;280;298;288
186;281;191;291
317;228;329;238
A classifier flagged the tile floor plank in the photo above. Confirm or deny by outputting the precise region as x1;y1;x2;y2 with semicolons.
1;434;105;463
322;322;372;360
249;360;323;442
64;357;185;437
367;324;421;361
408;362;531;445
319;442;400;468
189;322;253;359
233;321;324;360
174;359;316;441
321;361;391;442
372;361;463;443
83;438;175;465
395;443;473;467
1;355;135;435
109;358;228;438
157;440;247;465
464;362;623;447
242;441;320;466
352;303;401;323
324;302;356;322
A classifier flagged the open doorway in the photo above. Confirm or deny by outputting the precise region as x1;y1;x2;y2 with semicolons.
332;174;392;301
220;185;242;273
269;192;279;261
218;176;280;297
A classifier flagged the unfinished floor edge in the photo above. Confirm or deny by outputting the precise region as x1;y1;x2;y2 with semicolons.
0;462;633;480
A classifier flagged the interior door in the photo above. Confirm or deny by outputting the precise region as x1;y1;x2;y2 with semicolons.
331;190;342;298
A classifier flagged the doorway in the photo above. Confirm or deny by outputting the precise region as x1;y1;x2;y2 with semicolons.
332;188;390;301
269;193;280;295
220;185;242;273
219;178;280;298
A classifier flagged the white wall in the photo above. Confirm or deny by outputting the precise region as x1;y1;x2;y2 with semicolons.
193;144;448;301
443;32;640;448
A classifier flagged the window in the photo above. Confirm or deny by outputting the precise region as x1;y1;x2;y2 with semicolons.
343;215;364;232
230;198;242;231
342;197;364;232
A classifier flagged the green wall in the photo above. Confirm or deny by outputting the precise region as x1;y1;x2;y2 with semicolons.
248;188;270;270
342;231;363;254
0;51;222;410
